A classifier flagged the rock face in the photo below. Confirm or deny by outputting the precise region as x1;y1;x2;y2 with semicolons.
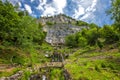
39;14;87;46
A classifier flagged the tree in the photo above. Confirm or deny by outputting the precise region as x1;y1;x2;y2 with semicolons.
85;27;100;46
0;1;45;47
108;0;120;31
78;36;87;47
0;1;20;42
65;34;77;48
89;23;99;29
101;25;119;44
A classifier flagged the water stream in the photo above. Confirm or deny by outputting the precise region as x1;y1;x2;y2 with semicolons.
42;75;46;80
29;52;71;80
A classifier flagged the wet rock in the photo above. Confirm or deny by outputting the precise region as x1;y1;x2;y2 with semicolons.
29;74;41;80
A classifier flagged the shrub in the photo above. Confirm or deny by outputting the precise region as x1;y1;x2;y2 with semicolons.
78;37;87;47
95;65;101;72
101;63;106;68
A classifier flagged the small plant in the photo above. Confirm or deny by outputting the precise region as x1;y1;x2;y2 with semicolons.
83;62;87;66
95;65;101;72
101;63;106;68
46;21;54;26
21;71;31;80
79;77;89;80
108;64;115;70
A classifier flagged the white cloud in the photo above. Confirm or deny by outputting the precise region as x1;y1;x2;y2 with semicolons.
92;0;97;8
42;6;56;16
24;4;32;14
18;2;22;7
37;0;67;17
36;0;47;10
40;0;47;5
80;13;90;20
30;0;34;2
73;5;85;19
86;0;97;12
52;0;67;13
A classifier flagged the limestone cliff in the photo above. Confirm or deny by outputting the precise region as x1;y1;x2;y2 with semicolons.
38;14;87;46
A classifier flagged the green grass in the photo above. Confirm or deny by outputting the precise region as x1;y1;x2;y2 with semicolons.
0;43;120;80
0;67;21;77
50;68;64;80
20;70;31;80
0;44;49;78
65;48;120;80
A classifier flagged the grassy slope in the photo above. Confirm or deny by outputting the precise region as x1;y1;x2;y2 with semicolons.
65;48;120;80
0;43;50;77
0;43;120;80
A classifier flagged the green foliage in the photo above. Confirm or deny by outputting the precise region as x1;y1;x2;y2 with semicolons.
15;16;45;47
40;43;54;52
0;1;20;41
0;67;21;77
108;0;120;31
78;36;87;47
97;40;103;50
0;1;46;67
101;25;119;44
21;71;31;80
65;50;120;80
76;21;88;26
0;1;45;48
65;34;77;48
89;23;99;28
101;63;106;68
46;21;54;26
50;69;64;80
85;27;100;46
65;26;100;48
65;22;120;48
95;65;101;72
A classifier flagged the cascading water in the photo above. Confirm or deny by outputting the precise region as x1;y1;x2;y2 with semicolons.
42;75;46;80
29;51;71;80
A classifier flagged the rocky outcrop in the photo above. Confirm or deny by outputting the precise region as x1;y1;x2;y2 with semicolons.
39;14;76;25
39;14;87;46
45;23;83;46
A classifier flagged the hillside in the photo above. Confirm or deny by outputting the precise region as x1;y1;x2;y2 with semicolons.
0;0;120;80
65;47;120;80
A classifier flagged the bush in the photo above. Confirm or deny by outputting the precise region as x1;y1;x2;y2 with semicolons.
108;64;115;70
101;63;106;68
95;65;101;72
65;34;77;48
78;37;87;47
46;21;54;25
21;71;31;80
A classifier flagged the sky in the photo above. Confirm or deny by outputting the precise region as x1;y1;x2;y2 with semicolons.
5;0;113;26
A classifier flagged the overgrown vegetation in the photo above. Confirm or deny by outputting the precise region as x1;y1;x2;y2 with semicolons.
65;48;120;80
50;69;65;80
65;24;120;49
65;0;120;49
64;0;120;79
0;0;45;61
0;0;47;78
0;0;120;79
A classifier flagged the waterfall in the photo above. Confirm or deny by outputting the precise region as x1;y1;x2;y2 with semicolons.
42;75;46;80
